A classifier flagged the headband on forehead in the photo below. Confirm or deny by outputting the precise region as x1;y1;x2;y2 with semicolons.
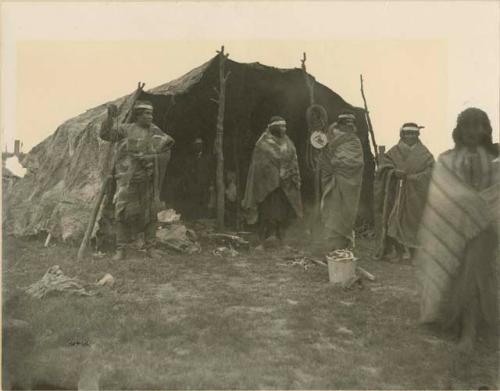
338;113;356;121
269;120;286;127
134;102;153;111
401;124;424;133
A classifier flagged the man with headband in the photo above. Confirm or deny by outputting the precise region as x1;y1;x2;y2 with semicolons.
319;110;364;251
242;116;303;245
375;122;434;262
100;100;175;260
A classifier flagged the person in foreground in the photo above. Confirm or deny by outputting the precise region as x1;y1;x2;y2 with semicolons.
375;122;434;262
319;111;364;251
242;116;303;244
100;101;175;260
415;107;499;354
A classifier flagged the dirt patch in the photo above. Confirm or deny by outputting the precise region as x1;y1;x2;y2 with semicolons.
2;236;499;389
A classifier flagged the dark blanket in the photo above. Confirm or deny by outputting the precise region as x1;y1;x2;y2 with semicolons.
242;129;303;224
374;141;434;253
319;128;364;241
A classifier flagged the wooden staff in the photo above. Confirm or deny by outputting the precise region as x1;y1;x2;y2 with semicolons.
360;74;379;166
211;46;231;231
77;82;145;261
301;53;321;234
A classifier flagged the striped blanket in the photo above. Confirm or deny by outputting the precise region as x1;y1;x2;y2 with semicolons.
416;146;499;324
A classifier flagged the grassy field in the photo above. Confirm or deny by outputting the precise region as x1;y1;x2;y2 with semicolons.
2;233;498;390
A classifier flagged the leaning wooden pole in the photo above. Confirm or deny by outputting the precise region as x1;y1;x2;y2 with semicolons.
360;74;379;166
77;82;145;261
212;46;231;231
301;52;321;234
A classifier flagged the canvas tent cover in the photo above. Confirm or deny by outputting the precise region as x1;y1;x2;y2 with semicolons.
5;56;375;243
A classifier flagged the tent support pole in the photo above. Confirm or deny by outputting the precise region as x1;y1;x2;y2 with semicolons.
301;52;321;236
213;46;231;231
360;74;379;166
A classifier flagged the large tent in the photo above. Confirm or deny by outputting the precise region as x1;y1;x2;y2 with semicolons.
6;55;375;243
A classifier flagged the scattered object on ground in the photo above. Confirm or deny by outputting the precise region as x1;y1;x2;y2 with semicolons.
25;265;94;299
336;326;354;336
208;233;250;249
213;246;239;257
287;299;299;305
156;224;201;254
92;251;106;259
279;256;319;271
96;273;115;287
326;249;357;284
339;300;354;307
44;232;52;248
157;209;181;224
356;266;376;281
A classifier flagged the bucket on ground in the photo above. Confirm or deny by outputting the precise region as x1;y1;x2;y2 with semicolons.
326;250;357;284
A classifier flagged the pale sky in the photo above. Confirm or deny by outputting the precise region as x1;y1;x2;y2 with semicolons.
1;1;499;157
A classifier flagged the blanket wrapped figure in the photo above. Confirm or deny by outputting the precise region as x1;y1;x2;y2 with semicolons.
374;123;434;261
242;116;303;242
415;108;499;355
319;112;364;251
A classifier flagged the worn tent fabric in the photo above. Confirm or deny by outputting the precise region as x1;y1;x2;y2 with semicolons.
374;141;434;253
6;56;375;242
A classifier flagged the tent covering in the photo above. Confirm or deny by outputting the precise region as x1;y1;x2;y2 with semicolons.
5;56;375;243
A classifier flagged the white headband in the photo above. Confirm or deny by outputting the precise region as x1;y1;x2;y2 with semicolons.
269;120;286;127
135;103;153;111
338;114;356;121
401;125;422;133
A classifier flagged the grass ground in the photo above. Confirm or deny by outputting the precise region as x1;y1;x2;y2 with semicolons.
2;232;499;390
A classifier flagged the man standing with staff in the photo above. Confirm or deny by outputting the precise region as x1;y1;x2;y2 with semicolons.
375;122;434;262
100;100;175;260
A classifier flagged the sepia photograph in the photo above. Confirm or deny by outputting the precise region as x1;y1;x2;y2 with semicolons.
1;1;499;389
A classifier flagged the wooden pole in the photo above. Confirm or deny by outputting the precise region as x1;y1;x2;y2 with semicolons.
378;145;386;166
233;126;241;231
212;46;231;231
301;52;321;235
77;82;145;261
360;74;379;166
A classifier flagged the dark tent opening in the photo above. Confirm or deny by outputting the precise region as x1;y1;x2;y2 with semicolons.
138;57;375;226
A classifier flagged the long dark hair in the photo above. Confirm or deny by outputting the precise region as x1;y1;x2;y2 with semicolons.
452;107;498;156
